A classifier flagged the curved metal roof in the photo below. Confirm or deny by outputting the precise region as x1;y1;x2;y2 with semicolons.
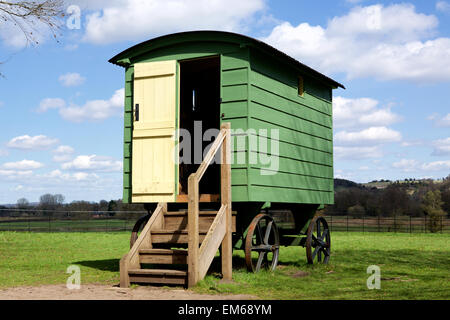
109;30;345;89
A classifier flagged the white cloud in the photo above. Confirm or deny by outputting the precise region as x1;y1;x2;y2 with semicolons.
44;169;99;182
436;1;450;13
333;96;402;160
39;89;124;122
13;185;24;191
58;73;86;87
54;145;75;154
432;137;450;156
61;155;122;172
7;135;58;150
52;145;75;162
37;89;125;122
81;0;265;44
0;169;33;180
263;4;450;82
421;160;450;171
60;88;124;122
52;154;72;163
37;98;66;113
401;140;424;147
64;0;126;11
335;126;402;145
392;159;420;172
333;96;401;129
428;113;450;127
2;160;44;170
392;158;450;173
334;146;383;160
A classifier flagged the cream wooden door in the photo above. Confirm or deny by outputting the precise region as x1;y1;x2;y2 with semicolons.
132;60;178;203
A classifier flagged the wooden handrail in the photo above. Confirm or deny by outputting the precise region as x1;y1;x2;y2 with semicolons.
188;122;232;287
198;204;227;279
193;128;227;182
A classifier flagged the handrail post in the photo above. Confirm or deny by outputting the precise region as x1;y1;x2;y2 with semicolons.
221;122;232;281
188;174;199;287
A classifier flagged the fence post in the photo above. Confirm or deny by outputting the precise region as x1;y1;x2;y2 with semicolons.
394;215;396;233
346;215;349;232
330;215;333;232
362;216;365;233
410;216;412;234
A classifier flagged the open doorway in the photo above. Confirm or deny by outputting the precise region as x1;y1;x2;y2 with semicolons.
179;56;221;196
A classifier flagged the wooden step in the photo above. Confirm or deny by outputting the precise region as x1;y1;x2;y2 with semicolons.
164;210;220;215
128;268;187;285
151;229;207;244
164;210;236;232
139;248;187;264
175;194;219;203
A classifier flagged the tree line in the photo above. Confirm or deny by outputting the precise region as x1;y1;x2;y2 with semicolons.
1;194;147;219
324;177;449;232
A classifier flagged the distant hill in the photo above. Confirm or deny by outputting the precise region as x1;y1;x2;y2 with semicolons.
334;178;364;191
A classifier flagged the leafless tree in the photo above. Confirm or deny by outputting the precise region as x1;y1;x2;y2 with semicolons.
0;0;64;45
0;1;64;76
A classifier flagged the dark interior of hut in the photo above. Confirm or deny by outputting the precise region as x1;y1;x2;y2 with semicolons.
179;56;221;196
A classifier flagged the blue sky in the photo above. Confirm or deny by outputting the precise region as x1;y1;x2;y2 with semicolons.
0;0;449;204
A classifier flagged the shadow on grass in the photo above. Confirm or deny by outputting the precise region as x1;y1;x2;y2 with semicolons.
208;251;306;273
75;259;120;272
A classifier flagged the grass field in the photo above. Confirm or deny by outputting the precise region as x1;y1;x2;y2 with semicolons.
0;231;448;299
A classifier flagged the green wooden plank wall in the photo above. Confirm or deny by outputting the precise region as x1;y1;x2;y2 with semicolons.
247;48;334;204
123;66;134;203
220;48;251;202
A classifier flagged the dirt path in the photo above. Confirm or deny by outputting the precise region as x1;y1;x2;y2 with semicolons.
0;284;257;300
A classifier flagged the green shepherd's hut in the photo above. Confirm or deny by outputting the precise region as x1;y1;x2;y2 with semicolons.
109;31;344;288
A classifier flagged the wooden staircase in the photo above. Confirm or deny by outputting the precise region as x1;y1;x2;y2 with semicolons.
120;123;233;287
123;208;236;286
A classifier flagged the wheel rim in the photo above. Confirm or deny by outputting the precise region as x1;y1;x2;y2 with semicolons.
245;213;280;272
306;215;331;264
130;214;150;249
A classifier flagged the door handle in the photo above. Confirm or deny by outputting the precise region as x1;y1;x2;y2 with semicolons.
135;104;139;121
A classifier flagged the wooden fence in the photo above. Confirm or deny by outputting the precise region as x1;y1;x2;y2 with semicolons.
0;212;449;233
322;215;450;233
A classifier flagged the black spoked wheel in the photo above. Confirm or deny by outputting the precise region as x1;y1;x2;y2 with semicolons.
130;214;150;249
245;214;280;272
306;215;331;264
